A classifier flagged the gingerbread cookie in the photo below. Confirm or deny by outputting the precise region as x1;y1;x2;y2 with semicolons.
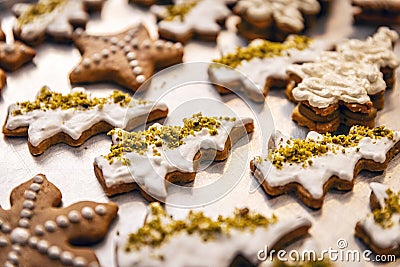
0;23;5;41
12;0;105;45
251;126;400;209
0;69;5;92
287;27;399;132
352;0;400;25
233;0;321;41
69;24;184;91
0;174;118;267
3;86;168;155
116;202;311;267
0;41;36;72
151;0;236;43
94;113;254;199
355;183;400;258
208;35;332;102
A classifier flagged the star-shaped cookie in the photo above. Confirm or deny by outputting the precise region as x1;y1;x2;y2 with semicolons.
151;0;236;43
69;24;184;91
0;41;36;72
0;174;118;267
12;0;105;45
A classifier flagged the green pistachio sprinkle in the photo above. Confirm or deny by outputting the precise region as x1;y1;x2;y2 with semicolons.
125;202;278;251
164;0;200;22
265;126;395;169
105;113;237;164
372;189;400;228
11;86;142;116
212;35;313;68
18;0;67;25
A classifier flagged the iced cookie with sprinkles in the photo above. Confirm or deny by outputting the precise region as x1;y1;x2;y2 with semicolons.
2;86;168;155
151;0;236;43
12;0;105;45
208;35;332;102
355;183;400;257
352;0;400;25
94;113;254;199
250;126;400;209
0;174;118;267
287;27;399;133
69;24;184;91
233;0;321;41
116;202;311;267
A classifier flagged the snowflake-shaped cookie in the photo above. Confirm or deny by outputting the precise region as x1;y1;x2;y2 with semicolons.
12;0;105;45
151;0;236;43
0;174;118;267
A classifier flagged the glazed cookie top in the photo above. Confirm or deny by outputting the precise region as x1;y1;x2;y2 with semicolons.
4;86;167;146
95;113;253;198
151;0;235;41
253;126;400;199
116;202;311;267
358;183;400;249
0;174;118;267
336;27;399;69
234;0;320;32
209;35;332;102
12;0;104;43
289;27;399;108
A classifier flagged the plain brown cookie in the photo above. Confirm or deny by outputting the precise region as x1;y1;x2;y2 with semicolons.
352;0;400;25
69;24;184;91
0;174;118;267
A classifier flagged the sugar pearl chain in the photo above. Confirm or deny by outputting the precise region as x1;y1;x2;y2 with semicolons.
73;27;183;84
0;175;107;267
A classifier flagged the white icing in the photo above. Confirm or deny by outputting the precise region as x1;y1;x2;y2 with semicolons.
23;200;35;209
81;207;94;220
95;117;253;199
33;175;44;183
0;236;9;247
151;0;233;40
116;205;311;267
34;225;45;236
19;219;30;228
253;129;400;199
10;228;30;244
48;245;62;259
289;28;399;108
359;183;400;250
95;205;106;216
208;38;332;102
37;240;49;253
74;256;88;267
44;220;57;232
20;209;33;218
13;0;96;42
5;87;168;147
336;27;399;69
369;182;388;208
1;224;11;233
29;183;41;192
235;0;320;32
56;215;69;228
23;190;36;200
28;236;39;248
8;251;19;264
61;251;74;265
68;210;81;223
